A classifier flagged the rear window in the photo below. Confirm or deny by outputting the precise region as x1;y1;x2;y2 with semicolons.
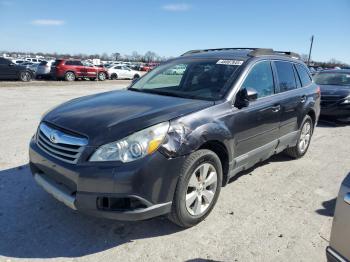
314;72;350;86
274;61;297;92
295;64;312;87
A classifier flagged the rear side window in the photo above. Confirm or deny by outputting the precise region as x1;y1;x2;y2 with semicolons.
274;61;297;92
242;61;275;98
65;61;82;66
295;64;312;87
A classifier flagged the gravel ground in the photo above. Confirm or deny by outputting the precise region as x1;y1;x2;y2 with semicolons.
0;81;349;262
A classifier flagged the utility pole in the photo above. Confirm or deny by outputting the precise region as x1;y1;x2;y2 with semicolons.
307;35;314;66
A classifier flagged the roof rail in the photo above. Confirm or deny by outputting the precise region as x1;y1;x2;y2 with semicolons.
181;48;300;59
181;48;258;56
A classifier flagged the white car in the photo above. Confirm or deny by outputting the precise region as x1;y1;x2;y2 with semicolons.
108;65;141;80
36;60;55;78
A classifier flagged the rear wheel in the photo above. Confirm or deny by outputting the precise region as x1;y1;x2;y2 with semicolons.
64;71;76;81
168;149;222;228
19;71;32;82
133;74;140;80
284;115;313;158
98;72;106;81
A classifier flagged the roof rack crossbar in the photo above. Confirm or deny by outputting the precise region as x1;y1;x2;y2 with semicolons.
181;48;300;59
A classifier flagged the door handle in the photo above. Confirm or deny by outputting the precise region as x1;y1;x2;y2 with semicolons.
271;105;281;112
344;193;350;205
300;95;307;103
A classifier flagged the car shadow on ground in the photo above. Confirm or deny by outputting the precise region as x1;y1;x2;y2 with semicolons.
317;118;349;128
0;165;182;259
315;198;337;217
228;153;292;184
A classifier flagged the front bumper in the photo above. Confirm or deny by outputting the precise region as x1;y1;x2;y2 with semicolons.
29;138;185;221
321;102;350;118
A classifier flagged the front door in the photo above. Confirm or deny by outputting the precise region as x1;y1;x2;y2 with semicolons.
232;61;281;168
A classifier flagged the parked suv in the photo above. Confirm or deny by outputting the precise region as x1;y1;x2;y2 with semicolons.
51;59;108;81
29;48;320;227
0;57;35;81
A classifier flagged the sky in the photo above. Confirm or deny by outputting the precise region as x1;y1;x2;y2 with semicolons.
0;0;349;63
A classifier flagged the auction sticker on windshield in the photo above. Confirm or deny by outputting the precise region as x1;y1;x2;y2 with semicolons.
216;60;244;66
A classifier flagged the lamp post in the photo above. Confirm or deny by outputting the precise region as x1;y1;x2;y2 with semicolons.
307;35;314;66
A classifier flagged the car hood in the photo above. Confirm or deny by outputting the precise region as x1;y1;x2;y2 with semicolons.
43;90;214;145
320;84;350;97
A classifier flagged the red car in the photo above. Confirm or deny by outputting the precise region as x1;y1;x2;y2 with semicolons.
51;60;108;81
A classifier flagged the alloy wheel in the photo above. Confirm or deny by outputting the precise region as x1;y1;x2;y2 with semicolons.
299;121;311;153
185;163;218;216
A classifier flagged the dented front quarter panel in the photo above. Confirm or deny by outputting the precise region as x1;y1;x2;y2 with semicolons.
159;102;235;161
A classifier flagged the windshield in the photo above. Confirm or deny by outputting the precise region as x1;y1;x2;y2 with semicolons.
129;58;242;100
314;72;350;86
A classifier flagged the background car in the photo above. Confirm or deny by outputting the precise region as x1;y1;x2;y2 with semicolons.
36;60;55;79
51;59;108;81
327;172;350;262
108;65;140;80
21;61;40;73
0;57;35;81
314;69;350;121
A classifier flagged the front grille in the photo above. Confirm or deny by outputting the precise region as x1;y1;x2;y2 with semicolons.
321;95;344;108
37;123;88;164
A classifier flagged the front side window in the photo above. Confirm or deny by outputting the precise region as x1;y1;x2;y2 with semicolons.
130;58;241;100
295;64;312;87
275;61;297;92
241;61;274;98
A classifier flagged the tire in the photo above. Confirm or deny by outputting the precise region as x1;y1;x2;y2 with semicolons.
110;73;118;80
284;115;313;159
133;74;140;80
168;149;222;228
64;71;76;81
19;71;32;82
98;72;106;81
90;78;96;81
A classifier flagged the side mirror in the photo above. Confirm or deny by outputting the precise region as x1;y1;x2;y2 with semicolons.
234;87;258;109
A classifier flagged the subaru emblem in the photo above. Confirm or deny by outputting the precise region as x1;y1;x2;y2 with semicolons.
49;131;59;144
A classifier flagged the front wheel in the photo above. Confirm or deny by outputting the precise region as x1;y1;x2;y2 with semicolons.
168;149;222;228
284;115;313;158
133;74;140;80
19;71;32;82
98;72;106;81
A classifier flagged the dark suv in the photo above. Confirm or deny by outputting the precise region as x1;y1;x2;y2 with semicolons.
51;59;108;81
29;48;320;227
0;57;35;81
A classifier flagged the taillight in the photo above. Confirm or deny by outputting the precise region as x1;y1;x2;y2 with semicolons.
316;86;321;97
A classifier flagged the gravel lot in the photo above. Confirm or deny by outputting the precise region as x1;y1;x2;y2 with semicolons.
0;80;349;262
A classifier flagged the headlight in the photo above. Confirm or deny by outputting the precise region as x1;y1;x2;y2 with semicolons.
89;122;169;162
341;96;350;104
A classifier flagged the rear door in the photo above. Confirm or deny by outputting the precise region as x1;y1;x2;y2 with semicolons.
65;60;85;77
233;60;281;167
272;61;305;139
